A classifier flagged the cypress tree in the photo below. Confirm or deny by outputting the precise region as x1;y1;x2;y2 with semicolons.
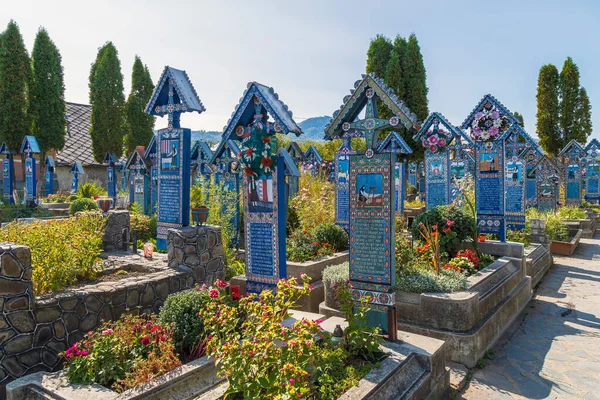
29;27;66;155
393;36;408;100
125;56;155;153
536;64;562;155
559;57;580;144
366;34;393;78
89;42;126;161
513;112;525;127
0;20;31;151
573;87;592;143
403;34;429;122
385;49;404;101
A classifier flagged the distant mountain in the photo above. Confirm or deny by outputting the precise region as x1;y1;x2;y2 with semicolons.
298;116;331;141
191;130;222;144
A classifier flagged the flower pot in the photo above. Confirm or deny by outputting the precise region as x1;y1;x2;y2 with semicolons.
478;235;486;242
191;206;209;226
96;198;112;212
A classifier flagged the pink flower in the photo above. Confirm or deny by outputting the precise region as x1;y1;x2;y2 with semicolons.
438;139;446;146
428;135;438;144
429;145;438;153
78;350;88;357
199;284;207;291
309;284;315;291
145;323;153;330
209;289;219;299
141;336;150;346
289;378;295;384
216;279;227;289
446;220;454;227
102;328;113;336
443;227;451;234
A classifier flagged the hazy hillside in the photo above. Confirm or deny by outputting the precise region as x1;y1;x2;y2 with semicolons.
298;116;331;141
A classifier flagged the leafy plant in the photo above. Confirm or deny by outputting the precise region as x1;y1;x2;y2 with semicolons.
0;213;106;294
130;212;156;242
290;172;336;232
69;198;99;215
158;287;216;359
225;260;245;280
404;198;425;208
506;228;531;246
76;181;107;199
313;222;348;252
407;184;418;195
557;206;587;220
396;268;468;293
444;256;477;276
545;214;570;242
412;205;474;257
61;314;180;392
323;262;349;286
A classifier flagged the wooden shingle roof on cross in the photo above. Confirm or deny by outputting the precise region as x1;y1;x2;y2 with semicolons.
500;123;544;158
324;73;418;150
222;82;302;141
209;139;241;165
585;139;600;155
377;131;413;154
0;142;11;155
69;162;85;175
527;155;561;180
143;135;157;160
460;94;519;131
558;139;587;162
145;66;206;117
286;142;306;163
125;147;151;171
414;112;471;146
103;152;119;166
304;146;323;163
45;156;55;168
20;136;41;154
277;148;301;177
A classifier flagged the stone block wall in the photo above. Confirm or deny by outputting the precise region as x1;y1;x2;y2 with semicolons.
102;210;130;251
0;225;226;394
167;225;226;286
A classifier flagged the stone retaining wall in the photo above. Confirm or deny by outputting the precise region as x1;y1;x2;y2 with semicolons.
102;210;130;251
0;224;225;395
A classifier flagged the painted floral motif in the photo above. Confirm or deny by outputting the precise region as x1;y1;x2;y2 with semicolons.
238;119;277;180
470;102;509;141
422;128;450;153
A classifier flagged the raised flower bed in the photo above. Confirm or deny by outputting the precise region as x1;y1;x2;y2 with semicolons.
550;229;583;256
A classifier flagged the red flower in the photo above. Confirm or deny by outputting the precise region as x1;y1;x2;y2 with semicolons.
261;136;271;144
431;225;438;231
261;157;273;168
443;227;451;234
209;289;219;299
245;148;253;157
446;219;455;227
431;231;438;237
141;336;150;346
231;285;241;300
244;167;255;177
216;279;227;289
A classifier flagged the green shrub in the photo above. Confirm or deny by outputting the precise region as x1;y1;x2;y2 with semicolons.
506;228;531;246
323;262;349;285
0;213;106;294
76;181;107;199
159;288;211;358
0;204;49;222
557;206;587;220
411;205;474;256
545;214;569;242
69;198;99;215
130;213;156;242
286;205;300;236
395;268;468;293
313;222;348;252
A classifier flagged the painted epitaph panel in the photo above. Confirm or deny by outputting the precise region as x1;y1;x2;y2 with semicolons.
534;157;560;213
156;128;191;249
559;140;586;206
425;153;449;209
584;140;600;202
244;157;286;293
349;152;395;333
476;141;505;239
2;158;13;204
335;137;354;228
394;162;405;214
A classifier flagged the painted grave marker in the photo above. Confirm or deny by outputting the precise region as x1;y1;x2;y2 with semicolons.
210;139;241;246
44;156;56;196
145;66;206;250
191;141;213;185
461;95;519;241
378;131;412;215
0;143;14;204
530;156;561;213
69;162;84;194
584;139;600;203
334;135;356;228
144;135;159;215
20;136;40;204
103;152;119;209
221;82;302;293
558;139;587;206
125;147;151;214
285;142;306;198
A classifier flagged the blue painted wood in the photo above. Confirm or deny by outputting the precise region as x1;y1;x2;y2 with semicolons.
69;162;85;194
584;139;600;202
334;135;355;228
44;156;56;197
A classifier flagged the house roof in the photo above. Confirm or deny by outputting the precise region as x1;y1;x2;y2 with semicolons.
56;102;97;166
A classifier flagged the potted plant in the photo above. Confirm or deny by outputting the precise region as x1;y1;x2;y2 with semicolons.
190;185;209;225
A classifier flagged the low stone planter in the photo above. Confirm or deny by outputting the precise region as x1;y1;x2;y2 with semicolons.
563;217;596;239
550;229;582;256
393;254;532;368
6;356;223;400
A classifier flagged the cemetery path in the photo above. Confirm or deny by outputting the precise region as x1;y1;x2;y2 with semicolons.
459;233;600;400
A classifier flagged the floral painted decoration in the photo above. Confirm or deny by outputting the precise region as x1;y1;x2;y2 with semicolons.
470;102;509;141
422;128;450;153
238;119;277;180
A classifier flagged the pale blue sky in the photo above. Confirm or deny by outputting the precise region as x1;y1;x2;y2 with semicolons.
3;0;599;141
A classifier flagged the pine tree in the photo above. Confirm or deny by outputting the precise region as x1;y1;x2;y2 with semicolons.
513;112;525;127
0;20;31;152
89;42;126;161
366;34;393;78
573;87;592;143
536;64;562;155
125;56;155;153
29;27;66;155
559;57;580;144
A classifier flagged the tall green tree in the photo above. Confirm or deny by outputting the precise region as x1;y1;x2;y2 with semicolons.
393;35;408;88
536;64;562;155
366;34;393;78
513;111;525;127
573;87;592;143
89;42;126;161
0;20;31;152
125;56;155;153
384;49;404;101
559;57;580;144
403;34;429;122
29;27;66;155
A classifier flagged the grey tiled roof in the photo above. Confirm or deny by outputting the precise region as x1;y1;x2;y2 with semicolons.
56;102;97;166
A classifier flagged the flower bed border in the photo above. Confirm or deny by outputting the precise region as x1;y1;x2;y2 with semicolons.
550;229;582;256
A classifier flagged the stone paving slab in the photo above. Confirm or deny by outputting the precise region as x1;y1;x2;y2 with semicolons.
460;235;600;400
